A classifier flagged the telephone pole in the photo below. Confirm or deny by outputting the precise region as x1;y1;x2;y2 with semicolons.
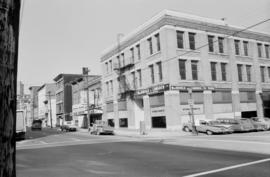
0;0;21;177
83;67;91;130
47;91;53;128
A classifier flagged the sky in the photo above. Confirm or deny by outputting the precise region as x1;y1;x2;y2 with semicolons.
18;0;270;93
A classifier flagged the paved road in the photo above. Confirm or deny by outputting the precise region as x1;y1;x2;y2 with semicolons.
16;130;270;177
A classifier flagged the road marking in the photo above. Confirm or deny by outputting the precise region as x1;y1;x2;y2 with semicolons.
183;158;270;177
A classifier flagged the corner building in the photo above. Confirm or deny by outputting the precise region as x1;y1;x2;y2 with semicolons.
100;10;270;130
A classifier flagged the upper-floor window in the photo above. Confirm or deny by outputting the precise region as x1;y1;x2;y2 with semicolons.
109;60;112;72
157;61;163;82
179;59;186;80
237;64;243;82
121;53;125;66
147;37;153;55
106;82;109;96
176;31;184;49
265;44;269;58
246;65;252;82
260;66;265;82
218;37;224;53
234;40;240;55
117;55;120;68
221;63;227;81
243;41;249;56
155;33;160;52
110;80;113;95
131;72;136;89
105;62;108;73
268;67;270;79
191;60;198;80
137;69;142;87
188;33;196;50
130;48;134;63
210;62;217;81
149;64;154;83
136;44;141;60
208;35;214;52
257;43;262;58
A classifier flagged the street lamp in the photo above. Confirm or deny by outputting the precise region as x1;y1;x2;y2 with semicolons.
187;87;198;135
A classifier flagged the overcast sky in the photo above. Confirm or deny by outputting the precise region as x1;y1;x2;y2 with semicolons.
18;0;270;92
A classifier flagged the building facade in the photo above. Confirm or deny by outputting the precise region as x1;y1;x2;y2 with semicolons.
37;83;57;127
71;75;102;128
53;74;84;126
100;10;270;130
28;86;40;125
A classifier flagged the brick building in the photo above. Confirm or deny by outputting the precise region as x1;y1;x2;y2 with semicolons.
100;10;270;130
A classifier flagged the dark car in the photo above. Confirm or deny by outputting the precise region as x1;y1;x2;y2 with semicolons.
60;124;77;132
31;120;42;131
216;118;254;132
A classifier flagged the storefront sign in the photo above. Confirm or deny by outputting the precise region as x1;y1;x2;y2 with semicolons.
180;105;203;115
135;84;170;96
151;107;165;116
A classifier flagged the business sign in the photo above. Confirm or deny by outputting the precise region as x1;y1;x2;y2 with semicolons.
135;84;170;96
151;107;165;116
180;105;203;115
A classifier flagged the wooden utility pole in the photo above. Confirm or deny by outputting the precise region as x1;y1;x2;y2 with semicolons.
0;0;21;177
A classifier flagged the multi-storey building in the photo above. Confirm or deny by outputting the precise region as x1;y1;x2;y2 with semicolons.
100;10;270;130
71;75;102;128
53;74;84;126
37;83;57;127
29;86;40;125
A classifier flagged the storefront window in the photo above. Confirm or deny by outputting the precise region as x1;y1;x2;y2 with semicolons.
119;118;128;128
152;116;166;128
180;91;203;105
213;91;232;104
108;119;115;127
149;93;164;107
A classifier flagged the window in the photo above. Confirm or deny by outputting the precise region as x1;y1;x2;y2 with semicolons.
106;82;109;96
257;43;262;58
130;48;134;63
237;64;243;82
109;60;112;72
213;91;232;103
260;66;265;82
240;91;256;103
157;62;163;82
137;69;142;87
176;31;184;49
268;67;270;78
221;63;227;81
179;60;186;80
152;116;166;128
136;44;141;60
110;80;113;95
105;62;108;73
243;41;249;56
106;102;114;112
108;119;115;127
148;37;153;55
149;64;154;84
191;60;198;80
188;32;196;50
149;93;164;107
180;91;203;105
121;53;125;66
117;55;120;68
246;65;252;82
234;40;240;55
118;100;127;111
210;62;217;81
265;45;269;58
208;35;214;52
119;118;128;128
131;72;135;89
218;37;224;53
155;33;160;52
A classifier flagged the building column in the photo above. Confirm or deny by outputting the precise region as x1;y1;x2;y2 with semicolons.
251;41;264;119
143;95;151;130
113;100;119;129
127;96;136;129
164;90;181;130
203;90;213;119
227;38;241;118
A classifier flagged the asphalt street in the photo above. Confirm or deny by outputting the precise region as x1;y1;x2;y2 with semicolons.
16;129;270;177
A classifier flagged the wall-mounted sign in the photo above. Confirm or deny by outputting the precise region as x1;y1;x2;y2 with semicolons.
135;84;170;96
151;107;165;116
180;105;204;115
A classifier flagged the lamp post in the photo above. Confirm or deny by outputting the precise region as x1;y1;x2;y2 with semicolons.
187;87;198;135
47;91;53;128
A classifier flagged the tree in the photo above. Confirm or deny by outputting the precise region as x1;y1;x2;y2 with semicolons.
0;0;21;177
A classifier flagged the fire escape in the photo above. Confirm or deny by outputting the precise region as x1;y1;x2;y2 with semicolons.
114;55;136;100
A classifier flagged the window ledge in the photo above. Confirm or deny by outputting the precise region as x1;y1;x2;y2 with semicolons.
177;48;200;53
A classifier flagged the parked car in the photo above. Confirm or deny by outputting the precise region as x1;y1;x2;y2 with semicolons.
60;124;77;132
216;118;254;132
31;119;42;131
239;118;256;132
251;117;270;130
90;120;114;135
182;120;233;135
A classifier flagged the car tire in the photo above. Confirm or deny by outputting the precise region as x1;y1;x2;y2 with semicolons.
206;130;213;135
184;127;190;132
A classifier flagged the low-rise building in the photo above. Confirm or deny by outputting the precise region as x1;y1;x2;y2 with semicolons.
71;75;102;128
37;83;57;127
29;86;40;125
100;10;270;130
